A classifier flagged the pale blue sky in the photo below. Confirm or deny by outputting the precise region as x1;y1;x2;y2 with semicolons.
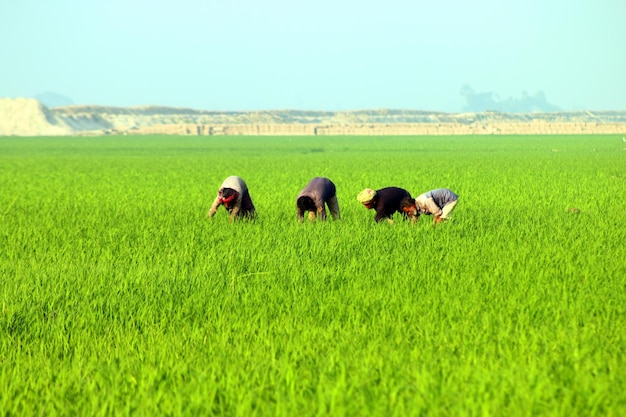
1;0;624;112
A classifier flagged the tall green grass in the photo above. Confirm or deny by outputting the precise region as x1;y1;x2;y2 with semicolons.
1;135;625;416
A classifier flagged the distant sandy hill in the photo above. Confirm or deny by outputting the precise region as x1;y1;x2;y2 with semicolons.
0;98;73;136
1;98;625;136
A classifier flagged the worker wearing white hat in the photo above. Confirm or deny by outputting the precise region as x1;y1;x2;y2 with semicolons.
357;187;415;223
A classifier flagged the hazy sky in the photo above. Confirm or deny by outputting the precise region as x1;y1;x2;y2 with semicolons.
1;0;624;112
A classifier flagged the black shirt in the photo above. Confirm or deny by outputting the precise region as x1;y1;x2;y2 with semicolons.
373;187;412;222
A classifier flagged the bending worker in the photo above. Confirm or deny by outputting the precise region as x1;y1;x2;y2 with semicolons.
296;177;340;222
357;187;415;223
207;175;256;221
413;188;459;224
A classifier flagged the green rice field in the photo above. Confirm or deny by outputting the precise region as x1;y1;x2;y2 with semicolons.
1;134;625;416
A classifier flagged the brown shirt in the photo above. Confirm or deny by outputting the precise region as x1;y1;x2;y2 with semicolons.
297;177;336;207
297;177;340;221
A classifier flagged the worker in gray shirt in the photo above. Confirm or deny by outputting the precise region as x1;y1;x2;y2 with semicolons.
207;176;256;221
296;177;341;222
413;188;459;223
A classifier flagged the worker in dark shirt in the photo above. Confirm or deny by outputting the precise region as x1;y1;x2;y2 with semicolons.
296;177;340;222
356;187;417;223
207;176;256;221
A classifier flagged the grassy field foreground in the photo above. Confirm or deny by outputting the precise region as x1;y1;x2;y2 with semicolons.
0;135;625;416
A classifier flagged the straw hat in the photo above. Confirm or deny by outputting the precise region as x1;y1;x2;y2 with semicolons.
357;188;376;204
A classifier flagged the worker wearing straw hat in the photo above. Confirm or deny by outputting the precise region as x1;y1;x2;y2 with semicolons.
356;187;416;223
207;175;256;221
413;188;459;224
296;177;341;222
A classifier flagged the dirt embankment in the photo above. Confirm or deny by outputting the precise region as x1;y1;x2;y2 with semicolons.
1;98;626;136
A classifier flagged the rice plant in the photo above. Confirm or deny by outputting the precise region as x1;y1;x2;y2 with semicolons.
0;134;625;416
